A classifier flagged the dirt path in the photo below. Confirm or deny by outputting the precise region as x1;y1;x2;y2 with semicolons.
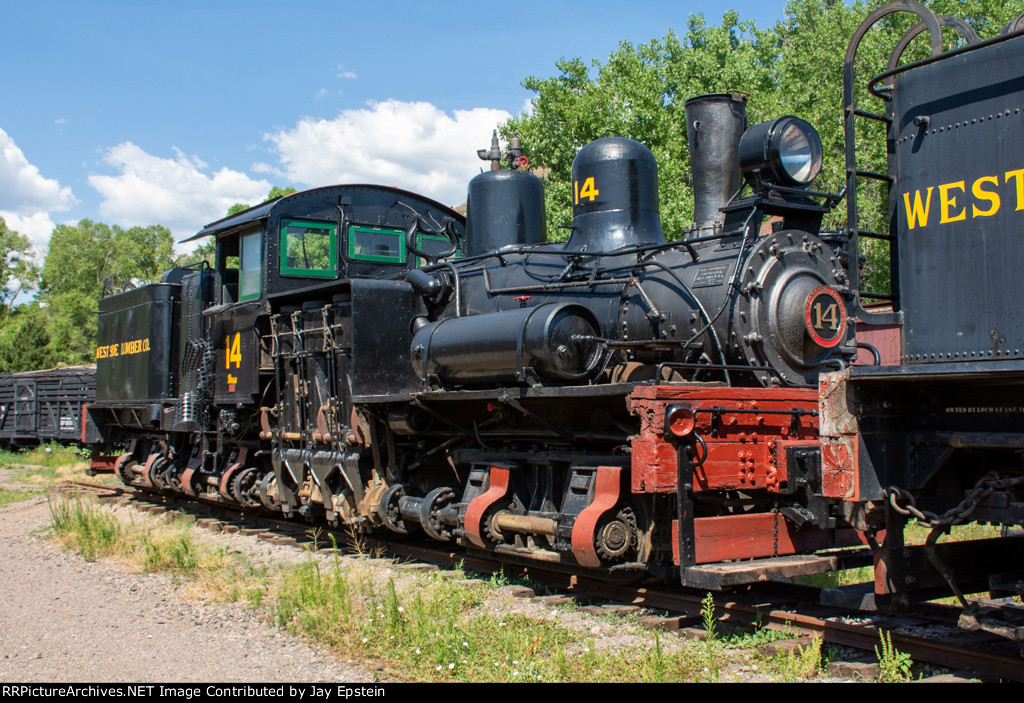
0;497;382;683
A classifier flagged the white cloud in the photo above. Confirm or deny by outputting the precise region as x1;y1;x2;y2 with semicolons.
88;142;271;243
0;127;77;253
336;65;357;80
263;100;511;206
0;211;56;255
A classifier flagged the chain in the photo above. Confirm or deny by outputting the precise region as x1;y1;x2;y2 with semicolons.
884;472;1024;529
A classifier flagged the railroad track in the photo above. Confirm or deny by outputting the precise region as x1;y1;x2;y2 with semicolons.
61;480;1024;681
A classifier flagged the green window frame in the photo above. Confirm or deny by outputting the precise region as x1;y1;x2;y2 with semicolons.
348;225;406;263
280;219;338;278
238;229;263;301
415;233;461;266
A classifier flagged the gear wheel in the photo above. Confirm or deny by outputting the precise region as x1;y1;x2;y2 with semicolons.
594;507;637;563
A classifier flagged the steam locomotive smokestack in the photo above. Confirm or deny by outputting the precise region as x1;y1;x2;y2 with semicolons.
685;93;747;233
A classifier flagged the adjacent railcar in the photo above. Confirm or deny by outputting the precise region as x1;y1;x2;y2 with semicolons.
0;368;95;449
819;2;1024;615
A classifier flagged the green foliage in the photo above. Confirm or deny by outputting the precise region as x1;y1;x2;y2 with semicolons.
32;219;177;365
0;303;61;371
504;0;1022;294
225;185;298;219
181;237;216;268
0;217;40;319
43;220;175;300
875;629;912;682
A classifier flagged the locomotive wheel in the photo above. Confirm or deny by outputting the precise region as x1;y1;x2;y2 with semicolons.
231;466;263;509
258;472;281;512
419;487;456;542
114;455;137;486
379;484;419;535
594;507;638;563
166;464;184;493
150;457;171;491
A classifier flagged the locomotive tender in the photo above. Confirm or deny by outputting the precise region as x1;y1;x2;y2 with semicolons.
86;1;1024;611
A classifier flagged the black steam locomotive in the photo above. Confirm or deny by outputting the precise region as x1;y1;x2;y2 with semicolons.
86;1;1024;612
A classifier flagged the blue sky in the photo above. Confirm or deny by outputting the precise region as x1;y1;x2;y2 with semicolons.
2;0;793;255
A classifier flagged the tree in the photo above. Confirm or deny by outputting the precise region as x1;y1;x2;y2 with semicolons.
0;217;40;319
502;0;1023;294
185;186;301;267
0;304;58;372
39;220;177;364
226;185;298;218
503;10;781;239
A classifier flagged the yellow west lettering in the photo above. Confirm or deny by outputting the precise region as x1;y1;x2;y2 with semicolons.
972;176;1000;218
938;181;966;223
903;187;933;229
1005;169;1024;211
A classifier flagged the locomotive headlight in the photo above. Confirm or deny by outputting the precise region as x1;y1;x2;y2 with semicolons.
738;117;823;189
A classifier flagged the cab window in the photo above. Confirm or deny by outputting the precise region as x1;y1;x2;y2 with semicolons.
238;229;262;301
280;219;337;277
348;225;405;263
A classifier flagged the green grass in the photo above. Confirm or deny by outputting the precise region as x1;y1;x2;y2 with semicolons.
0;487;39;505
49;493;123;561
49;493;233;579
0;442;118;489
0;442;86;470
272;548;713;682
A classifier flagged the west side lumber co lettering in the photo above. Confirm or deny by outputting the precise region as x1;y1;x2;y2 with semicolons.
95;337;150;360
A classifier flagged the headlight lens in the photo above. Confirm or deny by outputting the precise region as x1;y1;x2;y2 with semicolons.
739;117;823;188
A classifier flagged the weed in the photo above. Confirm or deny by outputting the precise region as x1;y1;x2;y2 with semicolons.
700;592;720;682
875;630;912;683
49;494;123;561
490;567;510;587
344;521;368;556
774;637;823;682
305;527;323;555
726;624;796;649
